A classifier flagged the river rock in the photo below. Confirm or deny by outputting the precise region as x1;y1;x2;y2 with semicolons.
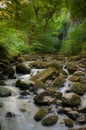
0;80;6;85
65;62;77;74
69;75;80;82
15;80;30;90
79;106;86;113
67;110;80;120
33;80;46;93
45;60;62;70
2;67;15;78
34;108;48;121
34;90;62;105
50;74;65;88
16;63;31;74
64;118;74;128
76;114;86;124
0;87;11;97
42;115;58;126
74;71;85;76
62;93;81;106
30;61;46;69
70;82;85;95
30;67;57;82
6;112;15;117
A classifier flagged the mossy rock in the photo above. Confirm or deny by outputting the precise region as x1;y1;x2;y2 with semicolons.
65;62;77;74
0;80;6;85
64;118;74;128
15;80;30;90
34;108;48;121
74;71;85;76
2;67;15;78
30;61;46;69
45;60;62;70
33;81;46;93
70;82;85;95
62;93;81;106
34;90;62;105
69;75;80;82
16;63;31;74
30;67;57;82
42;115;58;126
51;74;65;88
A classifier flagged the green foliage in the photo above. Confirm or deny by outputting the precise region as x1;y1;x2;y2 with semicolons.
61;19;86;55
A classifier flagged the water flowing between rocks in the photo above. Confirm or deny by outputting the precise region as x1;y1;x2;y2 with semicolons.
0;60;86;130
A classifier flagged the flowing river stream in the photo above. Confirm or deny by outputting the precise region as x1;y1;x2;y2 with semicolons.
0;60;86;130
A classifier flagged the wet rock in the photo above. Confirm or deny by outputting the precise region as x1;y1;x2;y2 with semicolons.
34;108;48;121
0;62;7;70
33;81;46;93
0;103;3;107
55;100;63;106
0;123;1;130
79;106;86;113
0;80;6;85
15;80;30;90
30;67;57;82
67;111;80;120
76;114;86;124
62;93;81;106
74;71;85;76
6;112;15;117
65;62;77;74
2;67;15;78
69;76;80;82
45;60;62;70
64;118;74;128
42;115;58;126
34;90;62;105
30;61;46;69
50;74;65;88
0;87;11;97
16;63;31;74
70;82;85;95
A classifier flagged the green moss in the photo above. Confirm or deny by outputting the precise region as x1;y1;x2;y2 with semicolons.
34;108;48;121
64;118;74;127
69;76;80;82
70;82;85;95
42;116;58;126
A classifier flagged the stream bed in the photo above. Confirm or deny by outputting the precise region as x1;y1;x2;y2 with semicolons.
0;59;86;130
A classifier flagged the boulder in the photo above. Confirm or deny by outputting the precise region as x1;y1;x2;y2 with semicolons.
0;87;11;97
16;63;31;74
45;60;62;70
30;61;46;69
0;80;6;85
2;67;15;78
70;82;85;95
76;114;86;124
64;118;74;128
50;74;65;88
15;80;30;90
62;93;81;106
34;90;62;105
33;81;46;93
34;108;48;121
69;76;80;82
67;110;80;120
74;71;85;76
79;106;86;113
42;115;58;126
65;62;77;74
30;67;57;82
